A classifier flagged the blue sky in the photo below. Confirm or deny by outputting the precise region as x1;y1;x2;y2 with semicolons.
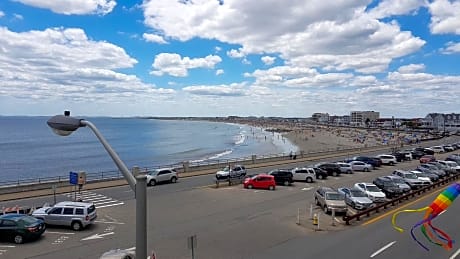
0;0;459;118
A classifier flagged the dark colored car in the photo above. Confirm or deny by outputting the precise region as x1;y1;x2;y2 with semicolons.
311;167;328;180
373;176;404;198
267;169;294;186
417;163;447;178
414;147;434;155
391;152;406;162
0;214;46;244
350;156;382;168
315;163;341;176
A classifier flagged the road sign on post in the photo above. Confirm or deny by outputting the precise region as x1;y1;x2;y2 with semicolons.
69;171;78;185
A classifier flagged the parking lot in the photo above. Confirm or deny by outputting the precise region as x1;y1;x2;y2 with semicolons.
0;139;459;258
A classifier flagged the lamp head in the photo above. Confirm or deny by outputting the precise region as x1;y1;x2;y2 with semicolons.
47;111;83;136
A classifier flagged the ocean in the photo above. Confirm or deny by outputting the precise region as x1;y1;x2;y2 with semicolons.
0;116;297;183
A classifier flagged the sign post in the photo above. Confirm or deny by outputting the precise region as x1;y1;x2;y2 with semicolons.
69;172;78;201
188;235;197;259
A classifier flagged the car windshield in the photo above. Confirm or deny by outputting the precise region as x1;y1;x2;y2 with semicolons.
366;185;381;192
383;181;396;187
221;166;230;172
390;178;404;184
405;174;417;179
295;170;308;174
326;193;344;200
349;190;367;197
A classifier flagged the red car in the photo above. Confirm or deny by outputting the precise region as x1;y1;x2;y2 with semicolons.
243;174;276;190
420;155;436;163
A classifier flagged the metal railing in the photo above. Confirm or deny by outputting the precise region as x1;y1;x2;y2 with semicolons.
342;173;460;225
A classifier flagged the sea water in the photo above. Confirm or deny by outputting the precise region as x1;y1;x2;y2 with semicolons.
0;116;297;182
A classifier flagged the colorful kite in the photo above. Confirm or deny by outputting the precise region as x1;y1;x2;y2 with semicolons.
391;182;460;251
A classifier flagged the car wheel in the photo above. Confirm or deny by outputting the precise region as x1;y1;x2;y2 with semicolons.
170;177;177;183
334;171;339;177
283;180;289;186
364;168;369;172
269;185;275;191
350;201;355;209
315;197;319;206
306;177;313;183
71;221;83;231
323;205;329;214
149;179;156;186
13;234;23;244
247;184;253;189
390;161;394;165
347;170;352;174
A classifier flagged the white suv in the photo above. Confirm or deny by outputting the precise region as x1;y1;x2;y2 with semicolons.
291;167;315;183
146;168;178;186
32;201;97;231
375;154;397;165
354;183;386;203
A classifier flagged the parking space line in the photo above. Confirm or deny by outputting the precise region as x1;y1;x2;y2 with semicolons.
370;241;396;258
96;202;125;208
95;221;125;225
46;231;75;235
449;248;460;259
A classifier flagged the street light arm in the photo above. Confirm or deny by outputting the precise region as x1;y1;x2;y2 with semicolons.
80;120;136;190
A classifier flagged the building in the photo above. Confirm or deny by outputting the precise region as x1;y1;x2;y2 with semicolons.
422;113;460;132
350;111;380;126
311;113;329;123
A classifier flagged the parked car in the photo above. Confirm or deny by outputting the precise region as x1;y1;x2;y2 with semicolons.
354;183;386;203
372;177;404;198
337;187;373;210
32;201;97;231
410;171;433;185
375;154;397;165
291;168;315;183
414;147;434;155
349;156;382;168
382;175;411;193
427;161;451;176
336;162;353;174
100;249;136;259
314;187;347;214
349;161;373;172
146;168;178;186
311;167;328;179
446;154;460;164
419;155;436;164
417;163;447;178
443;145;455;152
391;151;408;162
406;148;424;159
315;163;341;176
430;146;445;153
392;170;424;190
437;160;460;174
243;174;276;190
215;165;246;180
267;169;294;186
0;214;46;244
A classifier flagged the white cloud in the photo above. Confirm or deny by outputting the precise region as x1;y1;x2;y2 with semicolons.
226;48;245;58
398;63;425;73
428;0;460;34
183;83;247;97
0;27;175;105
143;33;167;44
13;13;24;20
215;46;222;52
441;41;460;54
0;10;5;18
151;53;222;77
142;0;425;74
261;56;275;65
216;69;224;75
368;0;426;19
14;0;116;15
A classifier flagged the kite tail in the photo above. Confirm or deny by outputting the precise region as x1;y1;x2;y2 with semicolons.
427;221;453;250
391;207;429;233
410;217;432;251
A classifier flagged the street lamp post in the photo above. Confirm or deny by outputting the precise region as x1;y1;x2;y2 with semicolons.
47;111;147;259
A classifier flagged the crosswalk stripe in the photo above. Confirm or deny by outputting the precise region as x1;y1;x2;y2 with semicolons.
96;202;125;208
61;191;124;208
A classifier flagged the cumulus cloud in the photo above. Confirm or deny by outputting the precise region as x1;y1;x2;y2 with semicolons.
368;0;426;19
216;69;224;75
261;56;276;65
441;41;460;54
143;33;167;44
13;0;116;15
183;83;247;97
398;63;425;73
0;27;174;104
151;53;222;77
428;0;460;34
142;0;425;74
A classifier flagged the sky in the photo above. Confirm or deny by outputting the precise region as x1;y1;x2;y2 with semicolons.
0;0;459;118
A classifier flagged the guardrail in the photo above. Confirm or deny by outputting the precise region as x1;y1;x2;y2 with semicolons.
342;173;460;225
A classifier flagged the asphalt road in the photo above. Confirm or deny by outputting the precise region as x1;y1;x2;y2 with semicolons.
0;136;459;259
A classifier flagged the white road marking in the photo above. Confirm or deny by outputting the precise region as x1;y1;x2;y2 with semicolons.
0;246;15;248
96;202;125;208
370;241;396;258
302;187;313;191
45;231;75;235
95;221;125;225
81;232;115;241
449;248;460;259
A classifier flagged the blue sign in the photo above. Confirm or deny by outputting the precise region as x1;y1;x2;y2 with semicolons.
69;171;78;185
